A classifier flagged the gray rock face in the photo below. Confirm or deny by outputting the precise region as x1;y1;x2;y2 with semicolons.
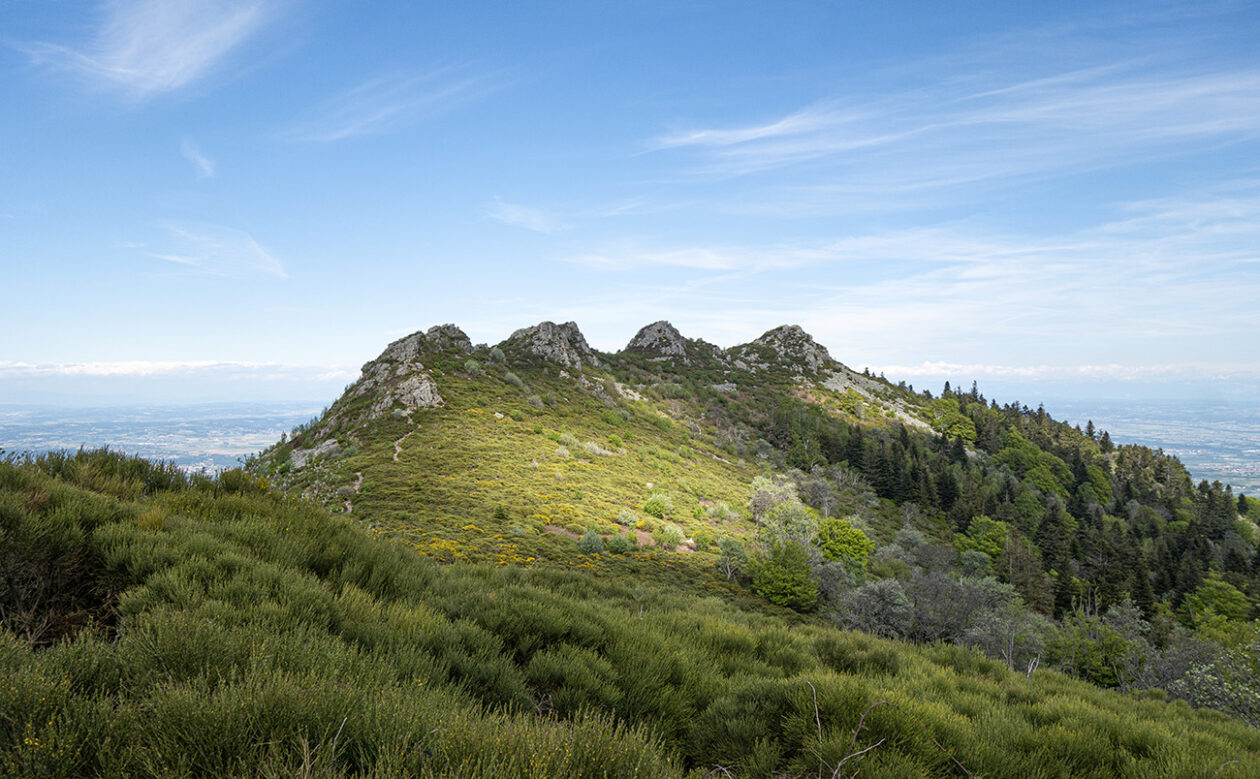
367;374;443;418
728;325;834;374
502;321;600;370
625;321;689;360
374;324;472;367
337;324;454;427
422;324;473;355
291;438;340;468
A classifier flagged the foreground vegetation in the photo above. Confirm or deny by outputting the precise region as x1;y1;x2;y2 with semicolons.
4;449;1260;777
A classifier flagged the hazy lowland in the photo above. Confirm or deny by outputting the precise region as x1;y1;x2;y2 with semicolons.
5;397;1255;494
4;321;1260;777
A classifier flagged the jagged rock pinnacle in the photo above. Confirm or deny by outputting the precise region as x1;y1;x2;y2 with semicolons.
729;324;834;374
625;321;689;361
374;324;472;368
501;321;600;370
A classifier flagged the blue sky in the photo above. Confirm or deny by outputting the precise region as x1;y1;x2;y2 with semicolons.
2;0;1258;405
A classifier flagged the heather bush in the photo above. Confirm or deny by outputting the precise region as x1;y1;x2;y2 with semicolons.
642;492;673;518
578;529;605;554
607;532;635;555
654;523;686;550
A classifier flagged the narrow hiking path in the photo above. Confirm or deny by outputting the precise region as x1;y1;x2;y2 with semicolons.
344;470;363;513
393;417;419;462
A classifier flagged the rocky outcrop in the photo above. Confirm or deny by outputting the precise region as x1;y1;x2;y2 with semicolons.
290;438;340;468
365;373;443;417
322;324;460;430
375;324;472;366
500;321;600;370
754;325;833;373
727;325;834;375
621;321;728;367
625;321;689;360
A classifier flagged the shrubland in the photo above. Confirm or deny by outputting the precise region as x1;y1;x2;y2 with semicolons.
3;449;1260;777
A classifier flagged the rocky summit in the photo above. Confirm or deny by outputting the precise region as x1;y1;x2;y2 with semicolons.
624;320;690;360
500;320;601;371
728;324;835;375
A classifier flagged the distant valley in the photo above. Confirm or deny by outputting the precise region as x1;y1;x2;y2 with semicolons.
3;396;1255;495
0;402;320;472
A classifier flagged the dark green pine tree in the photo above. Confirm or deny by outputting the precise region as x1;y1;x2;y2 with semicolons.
844;424;865;468
1131;557;1156;614
1053;569;1076;618
935;468;959;513
1152;539;1174;596
950;435;967;463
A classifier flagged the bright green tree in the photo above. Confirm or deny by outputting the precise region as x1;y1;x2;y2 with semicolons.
816;516;874;572
750;540;818;611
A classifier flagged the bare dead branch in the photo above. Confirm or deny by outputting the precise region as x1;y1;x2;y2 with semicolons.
831;738;886;777
931;737;974;777
802;679;823;744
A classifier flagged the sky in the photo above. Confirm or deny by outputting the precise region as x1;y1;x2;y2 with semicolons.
2;0;1259;407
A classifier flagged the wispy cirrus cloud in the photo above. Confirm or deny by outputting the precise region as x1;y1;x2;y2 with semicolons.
487;198;567;234
180;139;215;179
649;64;1260;198
20;0;278;100
282;70;500;142
145;223;287;279
560;182;1260;374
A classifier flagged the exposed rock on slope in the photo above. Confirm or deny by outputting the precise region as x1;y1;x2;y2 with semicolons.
625;321;689;360
623;321;726;366
727;325;835;375
500;321;600;370
300;324;462;440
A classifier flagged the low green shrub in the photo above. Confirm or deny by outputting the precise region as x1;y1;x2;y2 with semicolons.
607;533;635;555
642;493;673;518
654;523;686;550
578;530;605;554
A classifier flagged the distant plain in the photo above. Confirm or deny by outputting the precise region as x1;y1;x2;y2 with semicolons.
2;397;1256;495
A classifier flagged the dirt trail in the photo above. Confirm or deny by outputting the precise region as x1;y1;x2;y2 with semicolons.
393;431;415;461
393;418;419;461
344;471;363;513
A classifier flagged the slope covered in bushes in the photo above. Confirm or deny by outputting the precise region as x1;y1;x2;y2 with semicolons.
3;449;1259;777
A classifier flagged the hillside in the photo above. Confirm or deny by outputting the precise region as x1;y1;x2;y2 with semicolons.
253;322;934;568
254;320;1258;622
4;320;1260;776
3;449;1259;778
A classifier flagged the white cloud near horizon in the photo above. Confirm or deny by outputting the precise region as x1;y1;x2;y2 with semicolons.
282;70;498;142
487;198;567;234
21;0;276;100
180;139;215;178
147;223;287;279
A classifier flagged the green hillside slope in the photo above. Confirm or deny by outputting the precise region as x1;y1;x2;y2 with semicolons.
3;449;1259;778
